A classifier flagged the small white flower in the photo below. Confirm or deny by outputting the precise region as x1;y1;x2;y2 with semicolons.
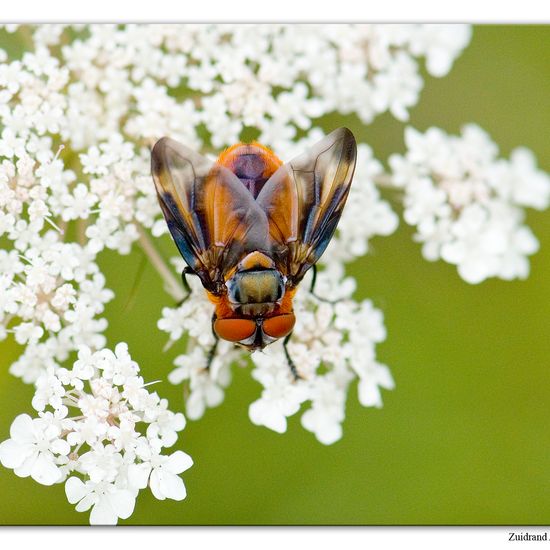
13;322;44;344
146;402;186;448
60;183;98;221
301;379;346;446
356;362;395;408
65;477;136;525
80;146;113;176
78;443;124;484
249;375;308;434
0;414;69;485
128;439;193;501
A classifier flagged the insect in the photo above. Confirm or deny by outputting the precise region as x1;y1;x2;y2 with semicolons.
151;127;357;379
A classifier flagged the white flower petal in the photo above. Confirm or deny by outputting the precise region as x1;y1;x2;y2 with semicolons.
65;477;87;504
159;471;187;501
76;494;97;513
105;489;136;520
30;453;62;486
50;438;70;456
14;451;39;478
249;400;287;434
149;469;166;501
89;498;118;525
127;463;151;490
164;451;193;475
9;414;34;442
358;380;383;408
0;440;29;469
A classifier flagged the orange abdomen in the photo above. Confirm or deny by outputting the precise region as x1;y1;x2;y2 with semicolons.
217;142;282;198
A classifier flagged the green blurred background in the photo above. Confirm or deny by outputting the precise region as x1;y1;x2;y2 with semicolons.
0;25;549;525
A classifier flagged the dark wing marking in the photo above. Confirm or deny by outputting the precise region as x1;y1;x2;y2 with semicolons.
256;127;357;285
151;137;271;294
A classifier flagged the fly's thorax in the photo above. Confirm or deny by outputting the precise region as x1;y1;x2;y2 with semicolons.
226;268;285;316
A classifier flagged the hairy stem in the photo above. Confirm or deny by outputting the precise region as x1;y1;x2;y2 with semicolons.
77;219;87;246
136;224;185;302
58;219;68;238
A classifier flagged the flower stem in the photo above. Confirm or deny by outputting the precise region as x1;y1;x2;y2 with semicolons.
136;224;185;302
77;219;87;246
373;174;398;188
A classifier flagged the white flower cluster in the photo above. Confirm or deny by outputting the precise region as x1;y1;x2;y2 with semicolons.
0;145;114;383
1;23;460;271
390;125;550;283
0;27;194;524
250;265;394;445
159;265;394;445
41;23;470;150
1;24;473;143
0;343;191;525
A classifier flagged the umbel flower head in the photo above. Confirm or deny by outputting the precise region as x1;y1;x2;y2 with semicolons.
0;343;192;525
390;125;550;283
160;264;394;445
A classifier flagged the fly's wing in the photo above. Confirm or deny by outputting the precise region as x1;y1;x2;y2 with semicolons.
151;137;271;294
256;127;357;286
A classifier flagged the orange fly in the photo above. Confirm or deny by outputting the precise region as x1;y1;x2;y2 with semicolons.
151;128;357;379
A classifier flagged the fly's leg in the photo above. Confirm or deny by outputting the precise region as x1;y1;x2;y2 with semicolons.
309;264;338;305
310;263;318;294
283;333;302;382
205;332;219;372
178;267;196;305
204;313;220;373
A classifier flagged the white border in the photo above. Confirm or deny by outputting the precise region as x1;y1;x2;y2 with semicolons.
0;0;549;23
1;526;547;549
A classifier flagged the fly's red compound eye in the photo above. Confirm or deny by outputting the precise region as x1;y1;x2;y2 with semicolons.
213;318;256;342
262;313;296;339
